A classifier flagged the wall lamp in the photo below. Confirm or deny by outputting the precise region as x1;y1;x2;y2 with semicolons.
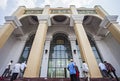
73;49;76;54
45;49;48;54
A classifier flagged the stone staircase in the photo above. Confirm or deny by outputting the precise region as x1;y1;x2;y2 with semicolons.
0;77;117;81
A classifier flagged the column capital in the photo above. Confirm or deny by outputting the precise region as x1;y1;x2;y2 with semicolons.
46;36;52;41
72;15;84;23
5;16;22;28
68;36;76;41
38;15;49;21
72;15;84;21
99;15;118;28
38;15;51;26
71;15;84;25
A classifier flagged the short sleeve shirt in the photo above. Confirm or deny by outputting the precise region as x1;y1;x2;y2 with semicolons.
21;63;27;71
67;62;76;74
99;63;107;70
6;62;12;69
82;63;89;72
12;63;21;73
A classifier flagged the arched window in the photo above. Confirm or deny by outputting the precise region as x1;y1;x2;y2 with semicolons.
76;35;102;64
18;34;35;63
87;36;103;63
48;33;72;78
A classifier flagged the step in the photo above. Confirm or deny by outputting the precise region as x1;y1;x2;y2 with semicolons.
0;77;117;81
15;78;117;81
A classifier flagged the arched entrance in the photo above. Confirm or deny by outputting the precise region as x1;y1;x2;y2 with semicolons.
18;34;35;63
18;15;39;63
47;33;72;78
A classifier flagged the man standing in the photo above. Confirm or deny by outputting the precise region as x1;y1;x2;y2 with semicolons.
10;62;21;81
67;59;76;81
104;61;119;81
2;60;13;78
99;62;108;77
82;61;89;77
82;61;89;81
20;61;27;78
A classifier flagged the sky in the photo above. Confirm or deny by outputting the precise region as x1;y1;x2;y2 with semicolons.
0;0;120;25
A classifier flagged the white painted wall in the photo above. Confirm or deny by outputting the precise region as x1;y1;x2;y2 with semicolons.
0;34;26;76
40;40;51;77
95;33;120;76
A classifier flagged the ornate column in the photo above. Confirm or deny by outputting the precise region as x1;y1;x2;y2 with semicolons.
69;36;82;77
100;15;120;43
12;6;26;18
24;5;50;77
40;36;52;77
0;16;22;48
0;6;25;48
72;15;102;78
94;5;108;18
24;20;48;77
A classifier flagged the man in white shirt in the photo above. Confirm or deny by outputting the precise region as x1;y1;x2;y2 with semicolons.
82;61;89;77
10;62;21;81
20;61;27;78
99;62;108;77
82;61;90;81
2;60;13;77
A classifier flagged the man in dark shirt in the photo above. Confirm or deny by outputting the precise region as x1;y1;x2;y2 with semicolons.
2;60;13;77
104;61;119;81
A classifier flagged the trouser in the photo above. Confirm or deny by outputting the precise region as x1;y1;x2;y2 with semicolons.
19;70;24;78
2;69;9;77
102;70;109;77
70;74;76;81
83;71;90;81
83;71;88;78
108;71;119;81
76;77;80;81
10;73;19;81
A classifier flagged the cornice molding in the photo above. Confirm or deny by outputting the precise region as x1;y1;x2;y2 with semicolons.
99;15;118;28
5;16;22;28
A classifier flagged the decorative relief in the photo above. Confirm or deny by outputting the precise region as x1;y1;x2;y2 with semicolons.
77;10;97;14
25;10;43;14
51;9;71;14
72;15;84;22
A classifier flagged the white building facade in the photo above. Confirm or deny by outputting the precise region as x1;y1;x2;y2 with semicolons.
0;5;120;78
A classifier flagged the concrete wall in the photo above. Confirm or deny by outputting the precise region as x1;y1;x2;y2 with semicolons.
0;34;26;75
95;33;120;76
